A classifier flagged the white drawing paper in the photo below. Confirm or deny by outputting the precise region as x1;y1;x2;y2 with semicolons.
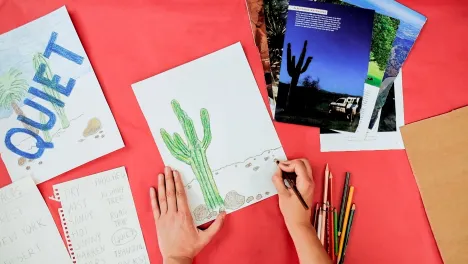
132;42;287;225
53;167;149;264
320;72;404;151
0;177;72;264
0;6;124;184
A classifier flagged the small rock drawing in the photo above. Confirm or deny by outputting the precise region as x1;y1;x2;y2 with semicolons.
215;172;219;175
207;211;218;219
254;158;256;160
224;190;245;210
78;139;85;143
187;185;191;189
95;135;99;139
253;166;260;171
264;157;270;161
245;163;252;168
265;191;270;195
256;194;263;200
28;159;33;162
39;161;43;165
83;117;102;137
99;131;103;134
246;196;254;203
26;166;30;170
18;157;26;166
101;135;105;138
193;205;209;222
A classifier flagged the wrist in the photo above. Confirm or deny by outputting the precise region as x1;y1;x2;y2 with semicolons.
164;256;193;264
286;221;315;238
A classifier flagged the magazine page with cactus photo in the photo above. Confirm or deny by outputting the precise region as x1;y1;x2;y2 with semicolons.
274;0;374;132
133;43;286;226
0;7;124;184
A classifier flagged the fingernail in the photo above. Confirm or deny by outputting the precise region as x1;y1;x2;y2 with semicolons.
173;171;178;178
158;174;164;180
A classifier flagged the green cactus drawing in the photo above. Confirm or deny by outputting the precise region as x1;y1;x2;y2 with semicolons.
160;100;223;210
286;40;313;109
33;53;70;129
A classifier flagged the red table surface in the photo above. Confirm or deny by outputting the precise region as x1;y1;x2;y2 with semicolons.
0;0;466;263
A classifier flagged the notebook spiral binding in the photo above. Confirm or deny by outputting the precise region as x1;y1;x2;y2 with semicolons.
55;188;77;264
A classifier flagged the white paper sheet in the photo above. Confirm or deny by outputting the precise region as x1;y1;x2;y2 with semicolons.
0;177;72;264
133;42;287;225
320;73;404;152
0;6;124;184
53;167;149;264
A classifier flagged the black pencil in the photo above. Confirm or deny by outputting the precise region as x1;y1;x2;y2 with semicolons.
338;172;350;235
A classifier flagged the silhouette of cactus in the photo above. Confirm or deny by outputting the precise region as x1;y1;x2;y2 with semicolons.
286;41;313;109
160;100;223;210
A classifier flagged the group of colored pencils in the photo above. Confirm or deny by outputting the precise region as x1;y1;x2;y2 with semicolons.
312;165;356;264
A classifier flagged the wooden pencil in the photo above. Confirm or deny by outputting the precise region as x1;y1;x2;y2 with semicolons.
326;202;331;256
337;186;354;263
338;172;351;235
329;204;335;261
333;208;338;255
320;164;330;245
340;204;356;264
317;208;323;239
313;204;320;227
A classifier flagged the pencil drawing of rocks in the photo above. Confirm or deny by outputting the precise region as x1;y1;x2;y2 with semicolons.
193;205;209;222
256;194;262;200
83;117;101;137
18;157;26;166
207;211;218;219
246;196;254;203
224;191;245;210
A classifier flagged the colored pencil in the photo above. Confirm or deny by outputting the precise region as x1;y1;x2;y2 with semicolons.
337;186;354;263
329;204;335;261
320;164;330;245
338;172;351;235
326;202;331;256
317;208;323;239
340;204;356;264
313;204;320;227
333;208;338;255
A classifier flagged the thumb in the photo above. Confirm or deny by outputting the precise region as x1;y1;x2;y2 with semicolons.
200;212;225;244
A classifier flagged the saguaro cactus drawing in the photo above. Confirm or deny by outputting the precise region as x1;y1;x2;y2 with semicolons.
286;40;313;109
160;100;223;210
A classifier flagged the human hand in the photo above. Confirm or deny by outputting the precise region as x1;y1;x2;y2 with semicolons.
150;167;226;264
272;159;314;231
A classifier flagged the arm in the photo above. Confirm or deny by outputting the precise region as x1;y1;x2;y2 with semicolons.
272;159;331;264
150;167;226;264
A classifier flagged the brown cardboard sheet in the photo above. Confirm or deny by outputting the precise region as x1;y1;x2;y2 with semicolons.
401;106;468;264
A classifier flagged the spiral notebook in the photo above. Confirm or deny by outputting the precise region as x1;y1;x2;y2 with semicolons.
53;167;149;264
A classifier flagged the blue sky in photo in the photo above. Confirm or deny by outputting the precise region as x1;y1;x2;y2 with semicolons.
280;0;374;96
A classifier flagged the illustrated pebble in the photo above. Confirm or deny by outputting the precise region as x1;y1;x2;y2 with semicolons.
26;166;31;170
265;192;270;195
101;135;105;138
39;161;43;165
99;131;103;134
18;157;26;166
207;211;218;219
193;205;209;222
78;139;85;143
83;117;102;137
245;163;252;168
256;194;262;200
224;190;245;210
264;157;269;161
253;166;260;171
215;172;219;175
246;196;254;203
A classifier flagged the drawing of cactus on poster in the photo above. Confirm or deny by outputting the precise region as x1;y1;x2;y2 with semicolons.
161;100;223;210
0;7;124;184
133;43;287;225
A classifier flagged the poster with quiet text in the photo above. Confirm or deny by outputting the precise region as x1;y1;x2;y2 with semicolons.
0;6;124;184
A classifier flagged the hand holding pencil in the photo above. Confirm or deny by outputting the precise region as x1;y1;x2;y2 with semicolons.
272;159;315;229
